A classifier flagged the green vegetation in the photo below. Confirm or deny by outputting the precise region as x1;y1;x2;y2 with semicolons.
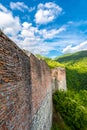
51;123;60;130
55;50;87;91
55;50;87;65
36;54;64;68
53;90;87;130
51;51;87;130
36;51;87;91
37;50;87;130
36;51;87;130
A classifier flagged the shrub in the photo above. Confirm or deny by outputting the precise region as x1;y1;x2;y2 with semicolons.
53;90;87;130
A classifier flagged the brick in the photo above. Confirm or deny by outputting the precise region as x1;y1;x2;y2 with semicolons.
0;30;52;130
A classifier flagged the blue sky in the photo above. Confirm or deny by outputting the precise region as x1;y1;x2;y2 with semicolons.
0;0;87;58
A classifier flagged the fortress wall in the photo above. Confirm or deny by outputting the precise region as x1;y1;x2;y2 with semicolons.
0;31;52;130
30;56;52;130
52;67;67;92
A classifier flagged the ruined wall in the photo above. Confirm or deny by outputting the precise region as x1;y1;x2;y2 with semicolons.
52;67;67;92
0;31;52;130
30;55;52;130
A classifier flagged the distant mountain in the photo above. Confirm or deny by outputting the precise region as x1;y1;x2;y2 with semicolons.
55;50;87;65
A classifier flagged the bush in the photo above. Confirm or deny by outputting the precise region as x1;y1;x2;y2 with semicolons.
53;90;87;130
51;123;60;130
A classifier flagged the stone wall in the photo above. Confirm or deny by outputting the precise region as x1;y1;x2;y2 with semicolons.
52;67;67;92
0;31;52;130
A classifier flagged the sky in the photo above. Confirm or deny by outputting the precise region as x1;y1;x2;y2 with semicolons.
0;0;87;58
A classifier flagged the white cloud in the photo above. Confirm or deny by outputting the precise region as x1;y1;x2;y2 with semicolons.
1;3;87;57
22;43;54;55
35;2;62;24
21;22;40;39
10;2;28;11
29;7;35;12
20;21;66;46
0;5;69;56
0;3;64;56
0;4;21;36
18;21;64;55
10;2;35;12
63;41;87;53
0;3;8;12
22;22;32;29
40;26;66;39
67;20;87;27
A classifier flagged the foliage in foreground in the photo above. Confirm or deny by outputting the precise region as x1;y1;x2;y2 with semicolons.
51;123;60;130
53;90;87;130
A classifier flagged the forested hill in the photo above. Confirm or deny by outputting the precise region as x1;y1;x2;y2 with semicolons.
55;50;87;65
36;51;87;91
55;50;87;91
52;51;87;130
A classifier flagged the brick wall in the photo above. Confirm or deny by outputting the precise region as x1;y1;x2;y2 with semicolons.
0;31;52;130
30;56;52;130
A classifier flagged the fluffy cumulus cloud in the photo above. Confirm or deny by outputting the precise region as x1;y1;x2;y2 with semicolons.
35;2;62;24
0;3;65;55
0;4;21;36
10;2;35;12
39;26;66;39
22;42;55;55
17;20;66;54
63;41;87;53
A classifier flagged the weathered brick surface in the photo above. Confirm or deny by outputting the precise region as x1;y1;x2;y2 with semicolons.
30;91;52;130
29;55;52;130
52;67;67;92
0;31;52;130
30;55;52;117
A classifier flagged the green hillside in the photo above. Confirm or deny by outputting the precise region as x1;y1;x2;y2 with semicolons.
36;51;87;91
55;50;87;65
55;50;87;91
51;50;87;130
35;51;87;130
